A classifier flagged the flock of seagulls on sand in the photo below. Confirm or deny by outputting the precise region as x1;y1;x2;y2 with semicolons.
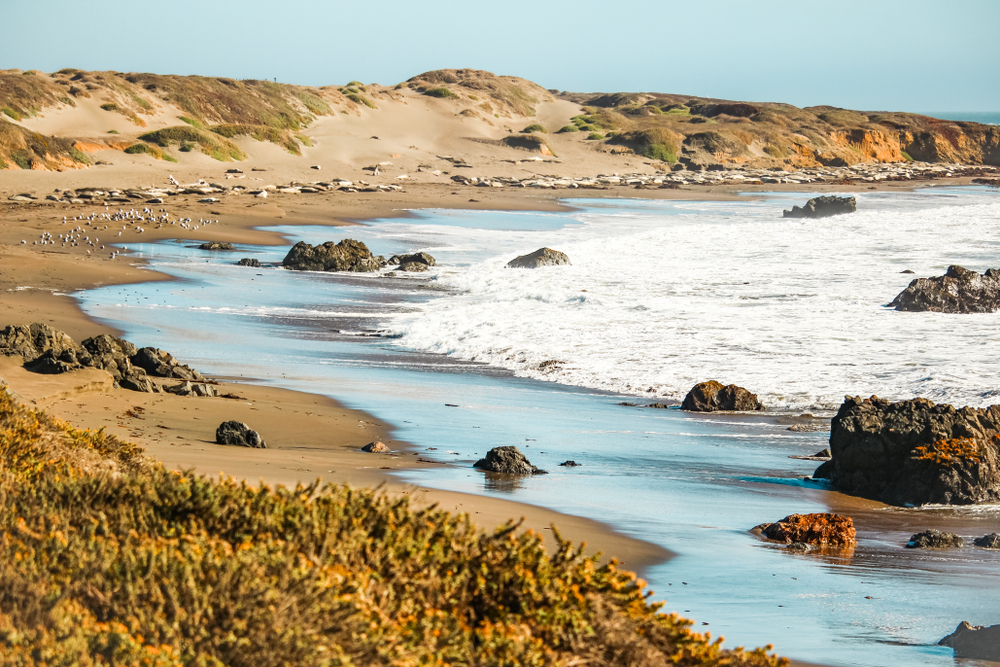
22;177;222;260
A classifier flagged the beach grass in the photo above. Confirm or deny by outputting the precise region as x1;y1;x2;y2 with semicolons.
0;388;785;667
521;123;547;133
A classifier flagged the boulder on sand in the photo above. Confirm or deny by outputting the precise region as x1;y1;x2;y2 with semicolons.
282;239;387;272
753;513;856;548
888;265;1000;313
216;421;266;448
0;323;77;360
681;381;764;412
362;441;390;453
782;195;856;219
506;247;570;269
473;446;547;474
906;529;964;549
812;395;1000;506
131;347;203;380
939;621;1000;661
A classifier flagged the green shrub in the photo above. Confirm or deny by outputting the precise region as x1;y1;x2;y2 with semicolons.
645;144;677;162
557;125;579;133
11;152;30;169
346;80;366;91
179;142;194;152
763;145;784;158
58;96;75;106
521;123;547;133
107;129;120;134
179;115;204;128
2;107;21;121
68;147;91;164
0;158;7;169
100;103;119;112
0;391;788;667
586;132;604;140
900;150;913;162
423;87;459;99
296;134;313;147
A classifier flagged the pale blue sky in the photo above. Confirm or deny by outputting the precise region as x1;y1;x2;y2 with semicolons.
4;0;998;112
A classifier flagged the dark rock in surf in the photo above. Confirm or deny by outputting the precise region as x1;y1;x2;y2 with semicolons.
237;257;261;267
395;251;436;272
559;460;581;467
782;195;856;219
889;265;1000;313
506;247;570;269
199;242;236;251
753;513;856;548
681;381;764;412
216;421;266;448
282;239;386;272
973;533;1000;548
906;529;964;548
813;395;1000;506
939;621;1000;661
473;446;546;474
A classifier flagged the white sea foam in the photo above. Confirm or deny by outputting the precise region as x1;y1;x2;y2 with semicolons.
377;189;1000;410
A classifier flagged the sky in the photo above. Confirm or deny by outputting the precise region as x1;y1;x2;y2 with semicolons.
3;0;998;112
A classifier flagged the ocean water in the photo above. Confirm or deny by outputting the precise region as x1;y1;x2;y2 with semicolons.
74;187;1000;667
920;111;1000;125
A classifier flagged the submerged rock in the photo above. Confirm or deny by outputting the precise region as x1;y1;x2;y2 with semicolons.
681;381;764;412
216;421;266;448
753;513;856;548
973;533;1000;548
282;239;386;272
813;395;1000;506
939;621;1000;661
782;195;856;218
506;247;570;269
889;265;1000;313
559;460;581;467
237;257;261;267
473;446;547;474
906;529;964;549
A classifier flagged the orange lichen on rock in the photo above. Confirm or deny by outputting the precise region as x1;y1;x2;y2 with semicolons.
914;437;984;466
754;513;856;548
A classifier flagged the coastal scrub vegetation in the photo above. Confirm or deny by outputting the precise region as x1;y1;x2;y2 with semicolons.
0;118;90;170
124;142;177;162
613;127;682;163
138;126;246;161
423;87;459;99
0;388;785;667
210;123;302;155
521;123;547;133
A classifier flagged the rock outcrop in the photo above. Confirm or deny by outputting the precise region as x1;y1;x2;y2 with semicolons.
906;529;964;548
132;347;203;380
199;242;236;251
782;195;856;218
889;265;1000;313
237;257;261;267
681;381;765;412
164;381;218;397
506;248;570;269
812;395;1000;506
216;421;266;448
1;323;207;394
282;240;386;272
362;441;390;453
753;513;856;548
0;323;77;359
473;446;546;474
939;622;1000;661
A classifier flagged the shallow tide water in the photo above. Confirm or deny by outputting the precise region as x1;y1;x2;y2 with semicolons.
75;188;1000;667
